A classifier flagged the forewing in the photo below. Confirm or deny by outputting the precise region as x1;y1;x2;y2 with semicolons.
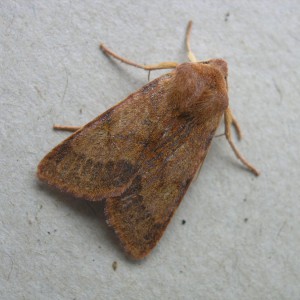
38;73;175;200
105;113;222;259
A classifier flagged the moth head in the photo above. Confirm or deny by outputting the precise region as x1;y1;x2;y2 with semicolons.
201;58;228;82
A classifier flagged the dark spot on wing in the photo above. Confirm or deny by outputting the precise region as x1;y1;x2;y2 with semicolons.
142;119;152;126
102;107;113;122
183;177;192;189
141;79;158;94
203;129;216;150
101;160;137;188
178;111;195;122
53;141;72;164
143;223;164;244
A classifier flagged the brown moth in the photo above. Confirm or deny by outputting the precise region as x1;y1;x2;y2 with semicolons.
37;21;259;259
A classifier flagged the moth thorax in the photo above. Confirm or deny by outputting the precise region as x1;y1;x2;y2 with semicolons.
170;62;228;122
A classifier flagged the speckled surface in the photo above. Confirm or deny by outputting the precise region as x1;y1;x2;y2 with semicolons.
1;1;299;299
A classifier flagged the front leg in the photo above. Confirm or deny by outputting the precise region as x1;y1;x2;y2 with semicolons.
227;107;242;140
224;107;260;176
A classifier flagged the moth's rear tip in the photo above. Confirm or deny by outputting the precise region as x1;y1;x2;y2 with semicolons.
125;247;150;260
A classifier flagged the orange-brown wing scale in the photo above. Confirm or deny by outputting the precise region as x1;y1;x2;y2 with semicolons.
38;72;175;200
105;114;222;259
38;61;228;259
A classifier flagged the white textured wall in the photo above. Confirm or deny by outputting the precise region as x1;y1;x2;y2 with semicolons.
1;1;299;299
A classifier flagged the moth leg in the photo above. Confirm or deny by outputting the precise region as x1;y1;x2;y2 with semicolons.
228;108;243;140
186;21;197;62
227;107;243;140
224;108;260;176
53;125;81;132
100;44;178;70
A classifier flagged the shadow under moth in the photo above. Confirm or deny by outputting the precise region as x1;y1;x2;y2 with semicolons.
37;21;259;259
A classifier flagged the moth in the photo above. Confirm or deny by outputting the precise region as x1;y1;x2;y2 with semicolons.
37;21;259;259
